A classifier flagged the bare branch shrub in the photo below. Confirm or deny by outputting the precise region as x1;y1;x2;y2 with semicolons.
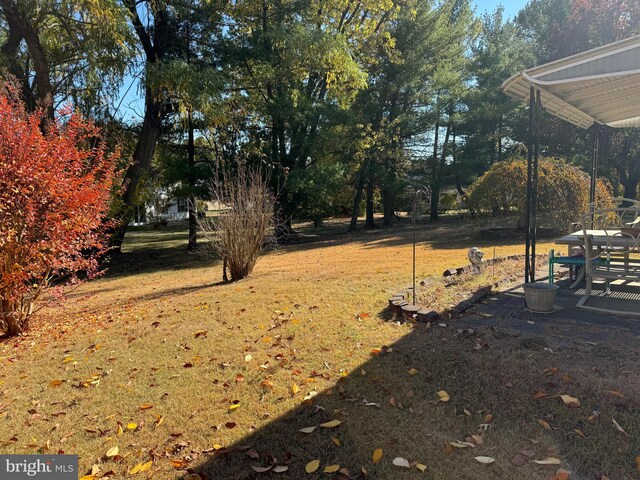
199;160;275;281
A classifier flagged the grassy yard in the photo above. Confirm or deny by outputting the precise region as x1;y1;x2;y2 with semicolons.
1;217;638;480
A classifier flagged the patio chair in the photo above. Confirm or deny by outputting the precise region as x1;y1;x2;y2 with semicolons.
577;207;640;312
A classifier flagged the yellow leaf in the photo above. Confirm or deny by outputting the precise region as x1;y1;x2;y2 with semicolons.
49;380;64;387
117;424;123;436
416;463;427;472
139;403;153;410
212;444;224;450
79;476;96;480
139;461;152;472
408;368;418;376
155;415;164;427
106;446;119;458
372;448;383;464
306;460;320;473
331;437;341;446
127;423;137;430
291;383;300;395
229;403;240;412
324;465;340;473
538;419;551;430
437;390;450;402
559;394;581;408
320;419;341;428
129;463;143;475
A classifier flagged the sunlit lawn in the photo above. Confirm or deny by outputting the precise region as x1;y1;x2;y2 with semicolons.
1;217;639;479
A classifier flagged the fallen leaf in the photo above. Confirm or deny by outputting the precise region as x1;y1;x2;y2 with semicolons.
139;403;153;410
449;441;474;449
559;395;581;408
324;465;340;473
273;466;288;473
320;419;341;428
229;402;240;412
372;448;383;464
606;390;624;398
305;460;320;473
437;390;450;402
408;368;418;376
553;469;570;480
474;456;495;464
538;419;551;430
126;423;137;430
612;417;627;435
251;466;272;473
299;426;317;434
392;457;410;468
105;446;119;458
49;380;64;388
636;456;640;472
331;437;340;446
532;457;562;465
291;383;300;395
416;463;427;472
244;354;252;362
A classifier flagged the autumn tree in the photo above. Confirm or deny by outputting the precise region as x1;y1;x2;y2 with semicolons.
0;84;119;337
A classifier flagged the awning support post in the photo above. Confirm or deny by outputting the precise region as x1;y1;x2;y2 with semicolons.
525;87;534;285
589;123;600;205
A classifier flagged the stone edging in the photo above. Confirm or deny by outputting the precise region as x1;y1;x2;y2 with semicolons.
388;254;549;323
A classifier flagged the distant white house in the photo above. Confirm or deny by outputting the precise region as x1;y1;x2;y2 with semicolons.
130;189;189;226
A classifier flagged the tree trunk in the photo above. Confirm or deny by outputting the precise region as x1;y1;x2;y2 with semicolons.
365;181;376;228
110;89;163;250
349;159;369;231
0;0;54;120
1;300;23;337
382;182;395;226
187;110;197;252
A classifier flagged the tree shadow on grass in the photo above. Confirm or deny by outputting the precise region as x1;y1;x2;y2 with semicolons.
174;288;640;480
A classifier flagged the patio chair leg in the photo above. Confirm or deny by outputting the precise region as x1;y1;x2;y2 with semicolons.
577;275;592;308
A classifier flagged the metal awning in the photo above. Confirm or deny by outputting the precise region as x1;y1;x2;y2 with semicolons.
503;35;640;129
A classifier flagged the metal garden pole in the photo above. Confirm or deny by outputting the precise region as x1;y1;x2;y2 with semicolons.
412;186;430;305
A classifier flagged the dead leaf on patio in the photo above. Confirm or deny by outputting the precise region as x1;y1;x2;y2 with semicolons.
305;460;320;473
372;448;383;464
612;417;628;435
392;457;410;468
537;419;551;430
105;446;119;458
320;419;341;428
324;465;340;473
299;426;317;434
474;456;495;464
437;390;450;402
559;395;581;408
532;457;562;465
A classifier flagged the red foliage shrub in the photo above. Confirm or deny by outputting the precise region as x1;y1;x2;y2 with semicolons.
0;83;119;336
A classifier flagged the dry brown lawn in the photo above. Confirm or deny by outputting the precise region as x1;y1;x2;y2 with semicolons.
1;217;638;480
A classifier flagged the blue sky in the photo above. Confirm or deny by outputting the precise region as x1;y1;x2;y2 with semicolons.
474;0;529;19
114;0;532;122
